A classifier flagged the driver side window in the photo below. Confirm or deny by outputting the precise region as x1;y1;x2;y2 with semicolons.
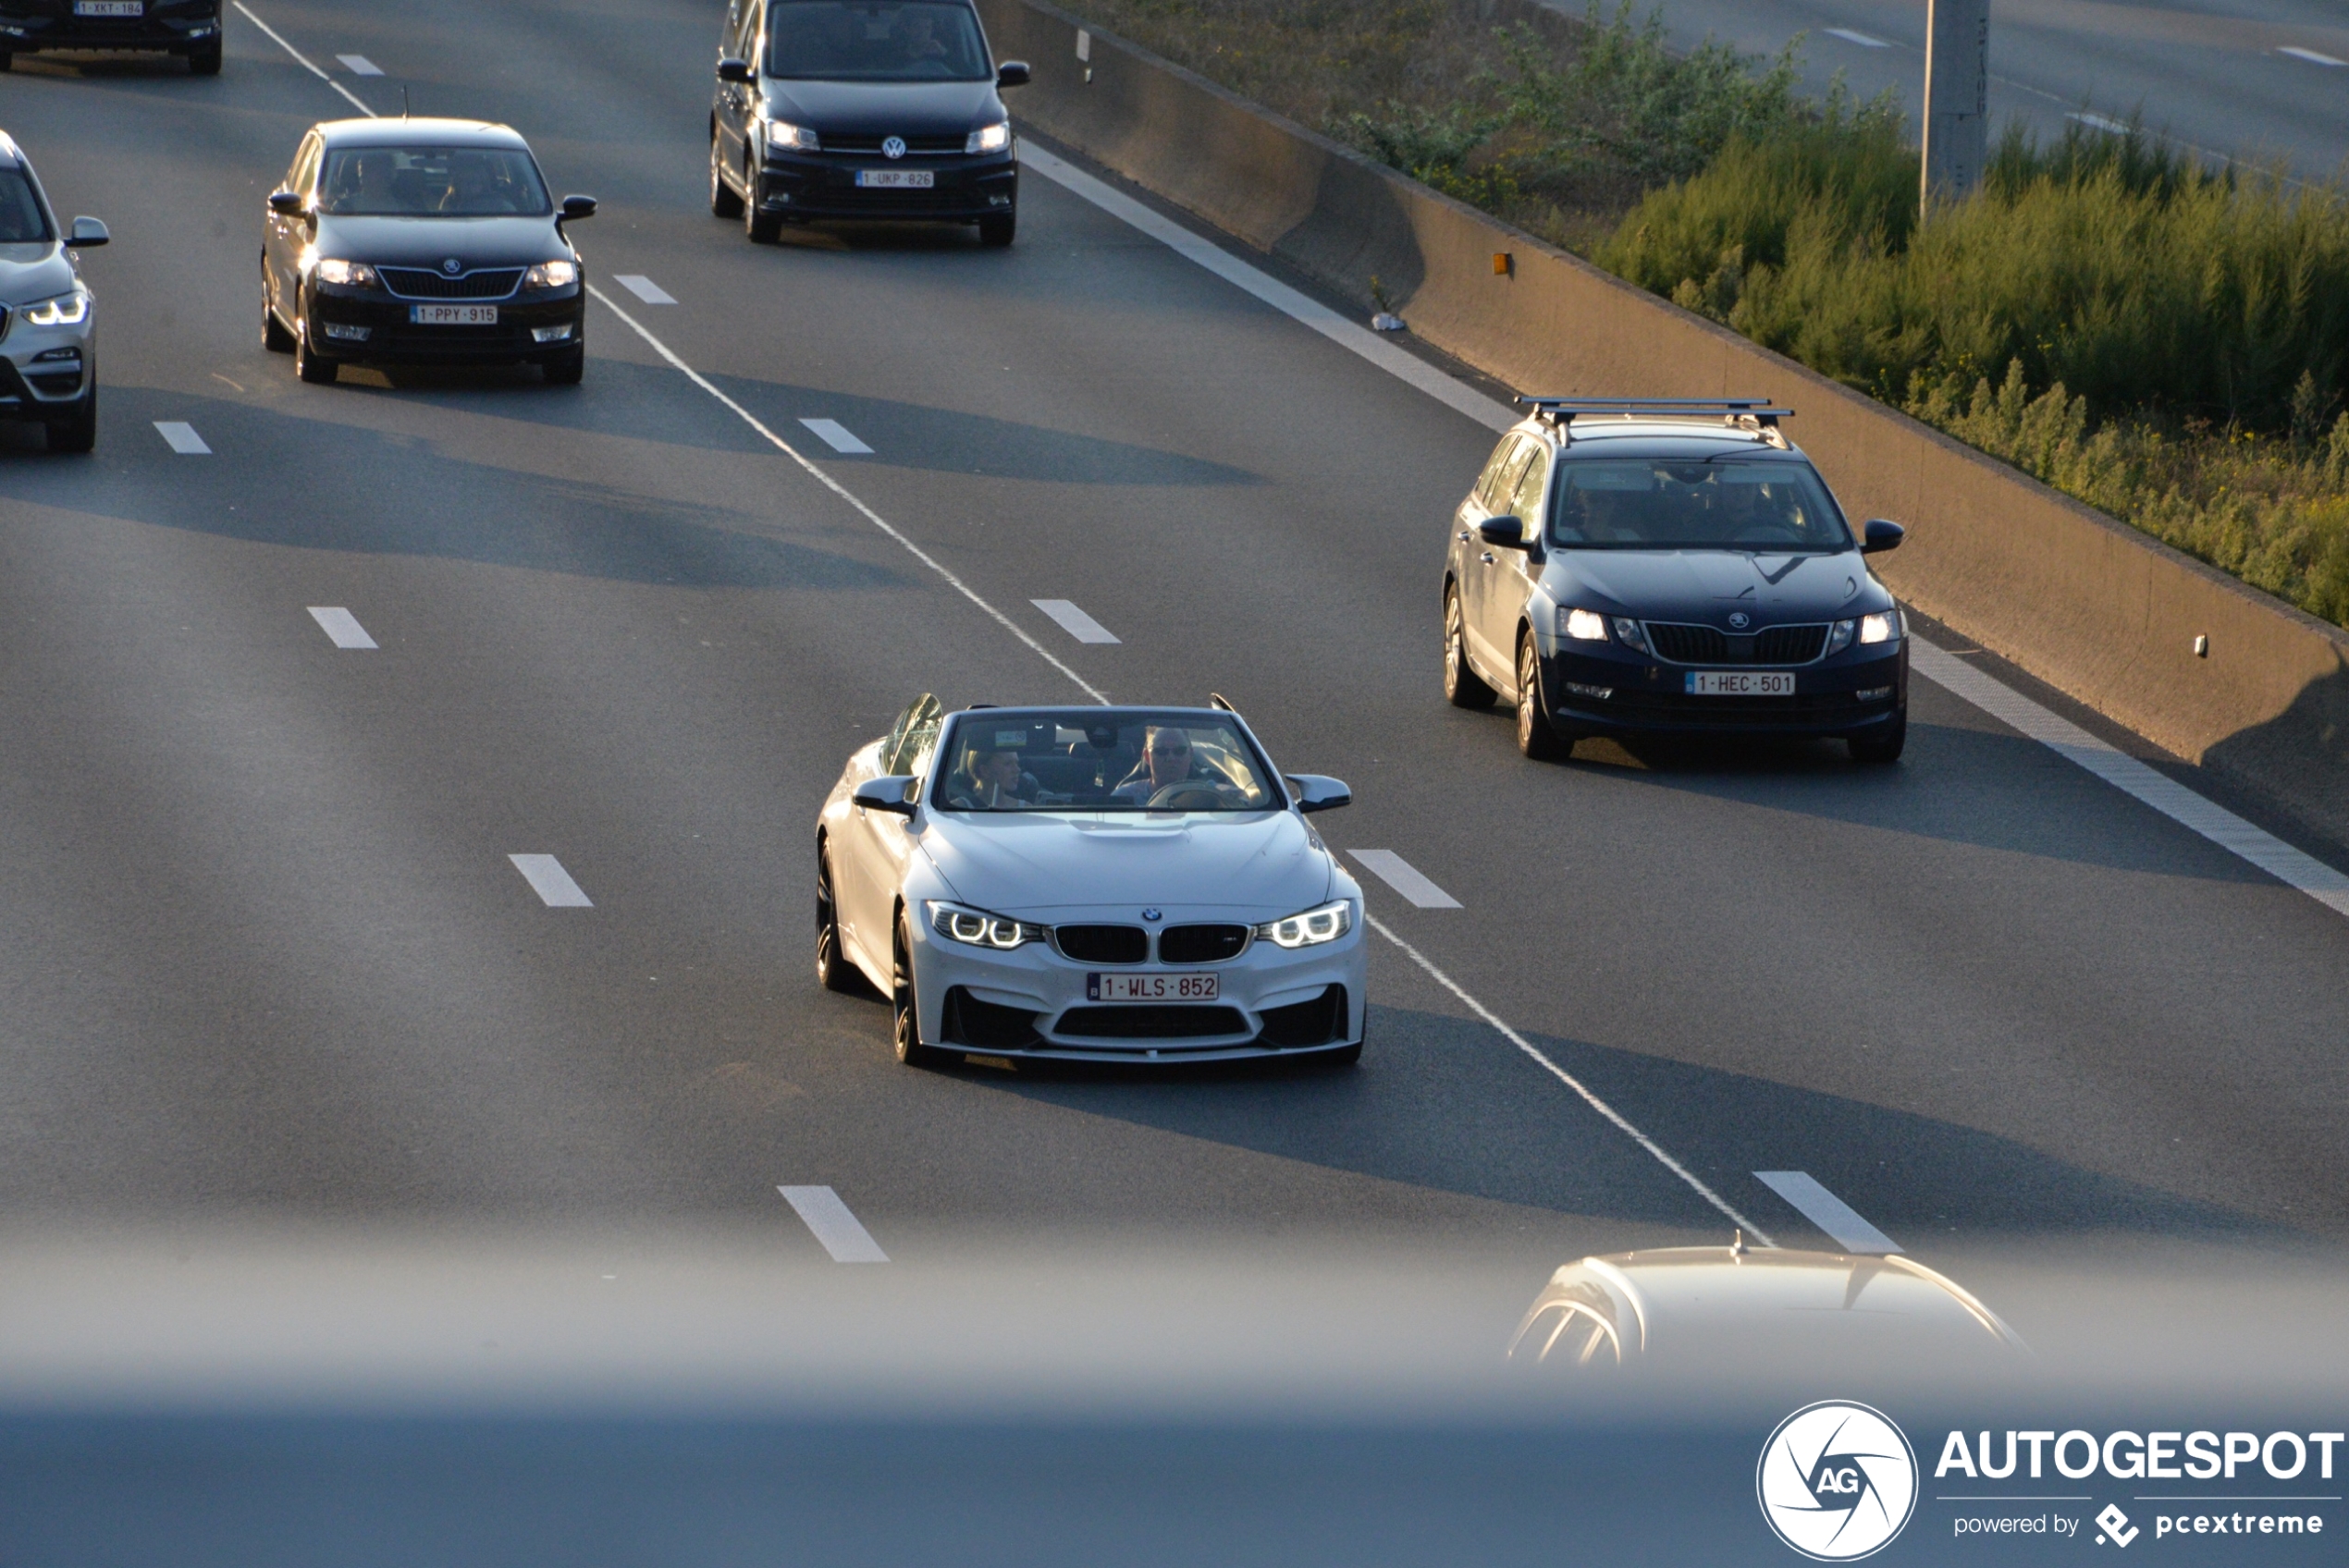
1507;447;1549;530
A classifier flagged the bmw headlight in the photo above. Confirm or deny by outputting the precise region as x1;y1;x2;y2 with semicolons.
19;288;92;326
1255;899;1354;949
927;900;1044;949
523;259;579;288
965;120;1012;154
1556;606;1609;642
313;258;379;288
1859;607;1904;645
764;118;819;152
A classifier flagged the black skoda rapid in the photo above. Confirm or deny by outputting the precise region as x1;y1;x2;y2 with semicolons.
261;118;595;386
1442;399;1912;764
708;0;1027;245
0;0;222;74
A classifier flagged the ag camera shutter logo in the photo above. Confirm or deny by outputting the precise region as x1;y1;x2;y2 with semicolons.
1757;1401;1919;1561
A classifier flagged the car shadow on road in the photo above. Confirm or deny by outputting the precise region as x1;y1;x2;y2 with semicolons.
946;1000;2286;1243
0;388;918;592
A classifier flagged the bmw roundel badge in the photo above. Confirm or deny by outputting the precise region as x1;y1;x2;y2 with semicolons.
882;135;907;160
1140;908;1162;922
1728;611;1752;630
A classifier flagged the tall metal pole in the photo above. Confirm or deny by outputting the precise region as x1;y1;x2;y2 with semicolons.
1921;0;1989;214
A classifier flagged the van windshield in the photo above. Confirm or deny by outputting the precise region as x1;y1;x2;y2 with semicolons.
766;0;991;80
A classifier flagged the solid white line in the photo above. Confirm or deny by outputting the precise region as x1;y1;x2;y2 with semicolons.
1364;913;1775;1244
799;417;873;454
613;273;676;305
1347;849;1461;909
2279;45;2347;66
2069;111;2134;134
306;606;376;650
1753;1170;1901;1254
584;282;1108;703
335;53;382;75
1909;641;2349;919
153;421;210;455
508;853;592;908
778;1185;890;1262
1030;597;1120;644
1825;28;1890;46
1016;142;1514;434
231;2;378;116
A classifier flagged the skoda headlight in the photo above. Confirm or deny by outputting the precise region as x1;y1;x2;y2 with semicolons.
18;288;91;327
764;117;819;151
1556;606;1609;642
965;120;1012;154
1826;619;1856;656
523;259;579;288
1255;899;1354;949
1859;607;1903;645
312;258;379;288
927;900;1043;950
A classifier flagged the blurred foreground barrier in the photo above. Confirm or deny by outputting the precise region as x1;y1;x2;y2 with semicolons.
983;0;2349;846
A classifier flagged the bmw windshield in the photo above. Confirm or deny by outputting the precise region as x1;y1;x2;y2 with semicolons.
929;709;1281;812
766;0;992;80
0;168;52;243
1548;457;1854;552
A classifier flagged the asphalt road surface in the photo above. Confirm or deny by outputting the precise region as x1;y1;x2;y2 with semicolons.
1626;0;2349;179
2;0;2347;1324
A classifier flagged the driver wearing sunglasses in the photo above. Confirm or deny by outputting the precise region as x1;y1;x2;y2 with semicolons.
1111;727;1198;803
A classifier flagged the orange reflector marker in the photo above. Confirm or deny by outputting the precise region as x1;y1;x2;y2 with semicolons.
1494;251;1513;276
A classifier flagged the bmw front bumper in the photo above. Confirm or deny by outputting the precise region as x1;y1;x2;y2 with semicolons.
909;907;1367;1063
1536;631;1908;739
0;295;94;422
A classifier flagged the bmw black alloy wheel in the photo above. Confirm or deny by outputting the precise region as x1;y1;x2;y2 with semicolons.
816;848;859;993
891;911;946;1067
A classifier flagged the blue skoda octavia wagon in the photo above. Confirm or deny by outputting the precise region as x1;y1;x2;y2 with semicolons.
1442;398;1911;764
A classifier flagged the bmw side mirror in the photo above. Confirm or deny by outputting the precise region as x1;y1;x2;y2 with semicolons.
67;215;109;248
1286;775;1352;814
996;60;1030;88
1862;519;1906;555
560;195;598;221
852;776;920;816
1478;515;1528;549
717;55;756;84
266;190;306;216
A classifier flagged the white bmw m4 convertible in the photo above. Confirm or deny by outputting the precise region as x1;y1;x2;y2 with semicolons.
816;696;1366;1068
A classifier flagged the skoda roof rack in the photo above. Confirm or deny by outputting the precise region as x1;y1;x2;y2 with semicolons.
1517;397;1792;429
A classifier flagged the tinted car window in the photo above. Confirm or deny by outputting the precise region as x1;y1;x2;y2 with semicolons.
766;0;990;80
318;146;553;216
1470;435;1521;510
1506;447;1549;524
932;711;1278;813
0;169;51;243
1548;458;1853;552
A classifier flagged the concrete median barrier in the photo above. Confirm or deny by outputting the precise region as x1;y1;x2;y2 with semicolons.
982;0;2349;847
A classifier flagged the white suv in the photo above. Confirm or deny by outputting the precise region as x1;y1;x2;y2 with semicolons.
0;130;106;453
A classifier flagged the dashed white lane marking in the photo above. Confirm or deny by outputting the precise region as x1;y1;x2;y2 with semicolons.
305;606;376;649
1909;641;2349;919
2069;111;2134;134
2279;45;2347;65
231;2;377;116
1347;849;1461;909
1366;913;1774;1243
613;274;675;305
1030;598;1120;644
1017;143;1514;434
153;422;210;454
778;1185;889;1263
798;417;873;454
1753;1171;1901;1254
335;53;382;74
508;853;593;908
1825;27;1890;46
